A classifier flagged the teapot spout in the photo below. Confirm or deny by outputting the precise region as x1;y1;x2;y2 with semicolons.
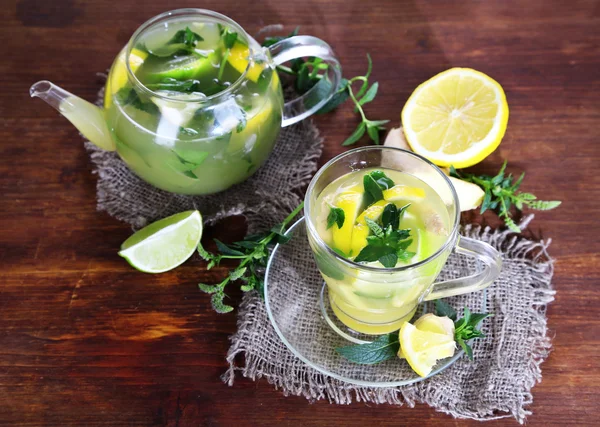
30;80;116;151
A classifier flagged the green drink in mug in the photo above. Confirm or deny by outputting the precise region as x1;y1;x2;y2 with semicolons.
30;8;341;195
304;146;502;335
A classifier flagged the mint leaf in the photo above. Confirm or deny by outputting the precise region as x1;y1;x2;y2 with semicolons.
335;333;399;364
327;207;345;229
434;299;458;320
168;26;203;48
378;252;398;268
381;203;399;231
365;217;384;238
363;174;384;205
342;122;366;146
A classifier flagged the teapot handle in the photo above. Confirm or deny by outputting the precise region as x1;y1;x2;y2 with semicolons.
268;36;342;127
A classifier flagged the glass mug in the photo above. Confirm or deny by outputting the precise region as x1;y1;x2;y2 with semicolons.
30;8;341;195
304;146;502;335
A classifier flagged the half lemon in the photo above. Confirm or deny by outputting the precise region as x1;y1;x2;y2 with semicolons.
401;68;509;168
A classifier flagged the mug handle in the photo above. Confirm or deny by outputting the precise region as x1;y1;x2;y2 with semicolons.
424;236;502;301
268;35;342;127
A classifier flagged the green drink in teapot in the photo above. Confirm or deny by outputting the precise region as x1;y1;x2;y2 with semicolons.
31;9;341;194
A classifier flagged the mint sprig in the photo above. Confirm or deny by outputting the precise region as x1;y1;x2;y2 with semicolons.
450;161;561;233
434;299;491;360
354;205;413;267
197;202;303;313
168;27;204;49
260;29;388;146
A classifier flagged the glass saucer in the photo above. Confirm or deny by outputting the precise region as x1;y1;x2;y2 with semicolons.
264;217;487;387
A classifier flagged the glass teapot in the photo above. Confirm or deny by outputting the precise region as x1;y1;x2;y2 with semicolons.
30;9;341;195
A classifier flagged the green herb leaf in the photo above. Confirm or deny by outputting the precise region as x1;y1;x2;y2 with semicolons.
214;239;245;256
327;207;346;229
197;202;304;311
198;283;220;294
173;149;209;166
378;252;398;268
363;174;384;205
365;217;384;238
223;30;238;49
452;161;560;232
146;78;203;93
316;79;350;114
211;292;234;313
355;82;379;111
342;122;366;146
381;204;399;231
168;27;203;48
335;332;399;364
434;299;458;321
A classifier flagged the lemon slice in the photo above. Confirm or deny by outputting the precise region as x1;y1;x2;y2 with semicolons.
119;210;203;273
104;48;148;108
399;321;456;377
227;41;264;83
383;185;426;203
401;68;509;168
331;190;363;255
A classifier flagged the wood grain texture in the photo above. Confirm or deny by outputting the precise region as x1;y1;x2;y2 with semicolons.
1;0;599;425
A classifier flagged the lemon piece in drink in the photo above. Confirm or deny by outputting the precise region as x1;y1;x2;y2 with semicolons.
383;185;426;203
227;99;274;154
119;210;203;273
399;321;456;377
401;68;509;168
356;200;388;224
227;41;264;82
349;223;370;256
331;190;363;255
104;48;148;108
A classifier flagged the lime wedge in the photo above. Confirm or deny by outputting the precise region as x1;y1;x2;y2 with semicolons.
119;210;203;273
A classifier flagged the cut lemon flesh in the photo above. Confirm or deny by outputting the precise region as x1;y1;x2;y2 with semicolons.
383;185;426;203
356;200;388;224
104;48;148;108
399;321;456;377
119;210;203;273
331;190;363;255
227;41;264;82
401;68;509;168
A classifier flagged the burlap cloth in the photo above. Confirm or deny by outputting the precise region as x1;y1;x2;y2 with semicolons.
86;81;554;424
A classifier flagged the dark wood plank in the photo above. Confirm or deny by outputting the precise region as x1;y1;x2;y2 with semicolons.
1;0;599;425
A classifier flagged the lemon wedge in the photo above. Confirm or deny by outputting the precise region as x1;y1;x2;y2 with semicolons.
401;68;509;168
227;99;274;154
356;200;388;224
398;313;455;357
399;321;456;377
104;48;148;108
227;41;264;83
331;190;363;255
350;223;369;256
383;185;426;203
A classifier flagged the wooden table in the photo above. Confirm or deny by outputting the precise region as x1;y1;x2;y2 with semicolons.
2;0;599;425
